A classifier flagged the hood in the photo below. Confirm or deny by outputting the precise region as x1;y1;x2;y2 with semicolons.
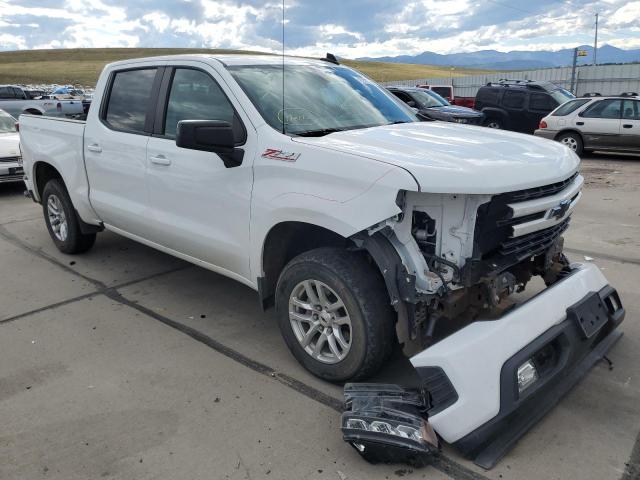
0;132;19;158
424;105;481;117
293;122;579;194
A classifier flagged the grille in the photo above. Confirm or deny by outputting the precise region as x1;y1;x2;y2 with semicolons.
498;218;570;261
500;172;579;203
0;156;21;163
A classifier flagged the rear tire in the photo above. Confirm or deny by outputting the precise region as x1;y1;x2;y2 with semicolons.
42;179;96;254
557;132;584;156
275;247;394;382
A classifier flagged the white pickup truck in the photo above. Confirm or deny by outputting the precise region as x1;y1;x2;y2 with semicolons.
20;54;625;467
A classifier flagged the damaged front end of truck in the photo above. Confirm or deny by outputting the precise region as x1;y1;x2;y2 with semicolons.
350;171;625;468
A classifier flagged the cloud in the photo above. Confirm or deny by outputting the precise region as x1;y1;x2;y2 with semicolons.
0;0;638;57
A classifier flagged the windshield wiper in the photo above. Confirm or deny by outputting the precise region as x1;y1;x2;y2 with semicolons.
295;127;347;137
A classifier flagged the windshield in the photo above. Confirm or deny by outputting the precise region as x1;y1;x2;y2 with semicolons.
411;89;449;108
0;111;16;133
229;64;417;135
549;88;575;104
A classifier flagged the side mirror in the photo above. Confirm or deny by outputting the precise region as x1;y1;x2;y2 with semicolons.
407;100;417;108
176;120;243;167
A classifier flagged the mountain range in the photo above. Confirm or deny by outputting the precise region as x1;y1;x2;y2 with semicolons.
358;45;640;70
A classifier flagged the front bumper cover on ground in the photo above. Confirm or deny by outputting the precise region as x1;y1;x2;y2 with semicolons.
410;263;625;469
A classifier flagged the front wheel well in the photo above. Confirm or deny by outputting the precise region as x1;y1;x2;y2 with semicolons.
34;162;63;201
259;222;350;309
23;108;43;115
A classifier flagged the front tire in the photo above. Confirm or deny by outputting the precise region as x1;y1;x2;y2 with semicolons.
484;117;503;129
275;248;394;382
557;132;584;156
42;179;96;254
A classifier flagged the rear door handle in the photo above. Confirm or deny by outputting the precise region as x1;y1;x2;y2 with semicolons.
623;124;633;129
87;144;102;153
576;122;584;126
150;155;171;166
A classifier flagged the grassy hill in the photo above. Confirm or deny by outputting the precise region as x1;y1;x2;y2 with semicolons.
0;48;495;86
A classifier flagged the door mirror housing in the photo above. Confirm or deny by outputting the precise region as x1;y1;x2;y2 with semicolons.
176;120;243;167
406;100;417;108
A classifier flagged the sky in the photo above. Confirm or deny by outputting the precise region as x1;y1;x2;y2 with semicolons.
0;0;639;57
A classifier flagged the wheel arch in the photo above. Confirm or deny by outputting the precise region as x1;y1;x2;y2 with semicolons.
33;161;64;201
258;221;350;309
554;128;584;142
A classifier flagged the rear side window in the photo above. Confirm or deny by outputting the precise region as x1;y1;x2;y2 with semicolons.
431;86;451;98
476;88;499;105
581;99;622;119
163;68;235;139
503;90;526;109
104;68;157;133
0;86;16;99
622;100;640;120
552;99;590;116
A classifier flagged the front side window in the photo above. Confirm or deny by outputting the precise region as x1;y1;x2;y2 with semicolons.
622;100;640;120
581;99;622;119
530;93;555;111
503;90;526;109
0;111;16;133
548;88;575;104
229;64;416;136
104;68;157;133
552;99;590;116
164;69;235;139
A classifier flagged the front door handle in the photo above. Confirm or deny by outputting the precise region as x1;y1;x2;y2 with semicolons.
623;124;633;129
87;144;102;153
576;121;584;126
150;155;171;166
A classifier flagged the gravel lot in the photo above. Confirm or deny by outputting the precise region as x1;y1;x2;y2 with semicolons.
1;153;639;480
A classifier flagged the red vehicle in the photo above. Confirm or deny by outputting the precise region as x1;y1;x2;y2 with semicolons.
416;84;475;109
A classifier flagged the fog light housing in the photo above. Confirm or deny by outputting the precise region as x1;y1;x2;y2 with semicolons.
517;359;539;394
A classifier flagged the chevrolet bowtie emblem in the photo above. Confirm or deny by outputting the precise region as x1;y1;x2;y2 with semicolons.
550;199;571;220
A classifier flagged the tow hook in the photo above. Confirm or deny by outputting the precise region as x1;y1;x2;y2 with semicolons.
341;383;439;466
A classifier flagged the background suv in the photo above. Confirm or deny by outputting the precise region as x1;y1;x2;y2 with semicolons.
475;80;575;133
534;93;640;156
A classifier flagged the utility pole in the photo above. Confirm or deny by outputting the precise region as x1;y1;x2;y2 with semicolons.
570;48;578;94
594;13;599;66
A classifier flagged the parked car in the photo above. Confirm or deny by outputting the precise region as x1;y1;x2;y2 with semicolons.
388;86;484;125
475;80;575;134
0;109;22;183
534;93;640;155
19;54;625;468
0;85;85;118
416;84;475;108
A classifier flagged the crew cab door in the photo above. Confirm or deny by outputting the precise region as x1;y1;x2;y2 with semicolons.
84;67;163;237
145;64;255;282
576;99;622;149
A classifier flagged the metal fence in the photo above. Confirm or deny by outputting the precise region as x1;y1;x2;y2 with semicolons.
381;63;640;97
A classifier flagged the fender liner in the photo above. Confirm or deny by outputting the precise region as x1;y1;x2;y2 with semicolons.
351;230;422;355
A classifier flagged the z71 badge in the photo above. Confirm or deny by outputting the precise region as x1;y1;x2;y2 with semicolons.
261;149;301;162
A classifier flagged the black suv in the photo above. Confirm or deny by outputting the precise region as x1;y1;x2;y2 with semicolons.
475;80;575;134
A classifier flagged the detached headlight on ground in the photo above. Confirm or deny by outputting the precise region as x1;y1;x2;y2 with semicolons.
341;383;438;466
517;359;539;394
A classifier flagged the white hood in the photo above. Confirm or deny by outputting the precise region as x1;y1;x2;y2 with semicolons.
0;132;20;158
294;122;579;194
